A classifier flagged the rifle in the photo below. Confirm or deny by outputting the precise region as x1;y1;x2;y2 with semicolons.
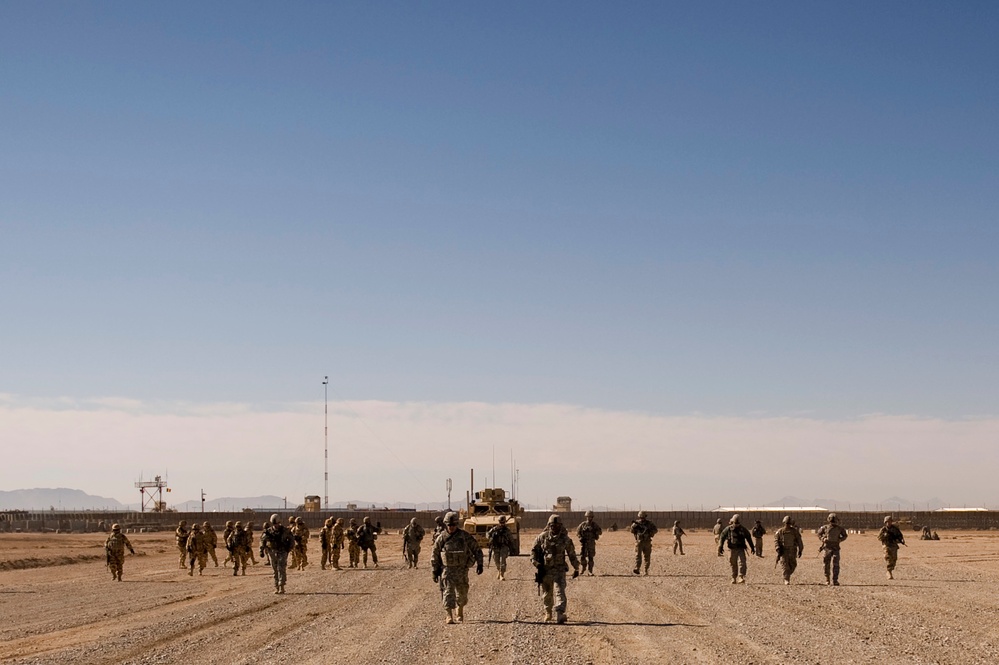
774;551;782;570
105;547;111;569
488;545;493;569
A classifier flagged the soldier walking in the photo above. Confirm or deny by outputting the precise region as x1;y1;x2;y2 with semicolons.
712;518;723;548
575;510;602;575
403;517;426;569
671;520;686;555
431;511;483;625
878;516;906;580
346;518;361;568
629;510;658;575
175;520;190;569
246;522;259;566
330;518;345;570
227;521;252;576
186;524;211;576
221;521;235;568
531;514;580;624
773;516;803;585
487;516;514;580
260;514;296;594
432;515;445;541
717;514;756;584
320;518;334;570
291;517;310;570
104;523;135;581
751;520;766;558
287;516;300;569
817;512;848;586
357;516;380;568
203;522;219;567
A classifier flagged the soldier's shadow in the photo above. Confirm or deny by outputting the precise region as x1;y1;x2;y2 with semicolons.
290;591;373;596
477;619;705;628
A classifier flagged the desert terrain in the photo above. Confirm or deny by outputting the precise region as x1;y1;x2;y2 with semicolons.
2;527;999;664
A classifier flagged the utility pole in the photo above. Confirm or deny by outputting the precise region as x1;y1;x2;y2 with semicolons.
323;375;329;510
201;489;206;513
447;478;452;510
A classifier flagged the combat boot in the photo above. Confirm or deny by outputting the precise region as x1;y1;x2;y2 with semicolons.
544;608;553;623
274;586;281;594
632;568;640;575
188;568;194;577
737;576;745;584
887;571;893;580
117;573;122;581
445;609;455;625
556;611;566;625
233;568;238;577
457;606;464;622
500;571;506;581
279;585;285;594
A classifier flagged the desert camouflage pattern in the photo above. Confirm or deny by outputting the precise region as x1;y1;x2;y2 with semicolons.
774;525;804;583
403;521;425;568
432;528;483;613
104;530;134;581
531;526;579;620
575;518;602;574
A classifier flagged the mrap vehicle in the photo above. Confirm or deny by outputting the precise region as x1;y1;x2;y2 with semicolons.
462;487;523;555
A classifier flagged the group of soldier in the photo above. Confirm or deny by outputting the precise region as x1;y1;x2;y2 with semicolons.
104;509;914;624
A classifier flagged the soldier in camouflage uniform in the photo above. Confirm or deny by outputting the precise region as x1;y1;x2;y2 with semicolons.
287;517;300;569
712;518;723;547
175;520;190;569
260;513;295;594
202;521;219;567
246;522;259;566
104;523;135;581
717;514;756;584
345;518;361;568
292;517;310;570
320;517;334;570
878;515;906;580
751;520;766;558
221;521;235;568
773;516;804;585
432;511;483;624
487;515;514;580
330;518;345;570
532;514;580;624
817;512;848;586
186;523;210;576
227;521;252;576
672;520;686;555
575;510;602;575
629;510;658;575
432;515;445;541
357;516;380;568
403;517;426;569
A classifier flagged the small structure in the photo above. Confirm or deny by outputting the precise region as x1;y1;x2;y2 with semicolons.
303;495;321;512
553;496;572;512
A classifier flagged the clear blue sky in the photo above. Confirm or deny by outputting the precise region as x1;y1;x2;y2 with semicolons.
2;3;998;507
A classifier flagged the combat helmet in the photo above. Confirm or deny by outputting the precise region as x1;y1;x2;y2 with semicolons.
730;514;741;524
585;510;594;518
547;514;562;526
444;511;460;526
884;515;893;523
179;520;187;527
363;516;372;524
782;516;791;525
410;517;418;525
296;517;305;525
827;513;838;523
225;520;234;528
234;521;243;528
335;518;344;525
202;521;211;528
270;514;280;525
498;515;508;523
111;523;121;531
637;510;647;519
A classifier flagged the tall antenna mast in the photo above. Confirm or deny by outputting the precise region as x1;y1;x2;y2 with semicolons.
323;376;329;509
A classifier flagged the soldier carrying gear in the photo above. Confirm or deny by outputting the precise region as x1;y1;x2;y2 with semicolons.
202;521;219;567
817;513;848;585
320;518;334;570
357;516;380;568
345;518;361;568
186;523;210;577
227;521;252;577
260;513;295;594
292;517;310;570
532;514;580;624
878;516;906;580
774;515;804;585
105;524;135;582
629;511;658;576
487;515;514;580
751;520;766;558
175;520;190;569
222;521;236;568
575;509;603;576
718;515;756;584
672;520;686;555
403;517;426;569
432;510;483;625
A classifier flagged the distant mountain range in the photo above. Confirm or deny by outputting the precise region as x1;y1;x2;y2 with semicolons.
0;488;981;512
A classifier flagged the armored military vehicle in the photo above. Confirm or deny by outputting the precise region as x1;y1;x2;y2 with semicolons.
462;487;523;555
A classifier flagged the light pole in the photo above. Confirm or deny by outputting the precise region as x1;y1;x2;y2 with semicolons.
323;376;329;510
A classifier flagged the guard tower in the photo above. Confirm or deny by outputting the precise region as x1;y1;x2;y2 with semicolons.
135;475;169;513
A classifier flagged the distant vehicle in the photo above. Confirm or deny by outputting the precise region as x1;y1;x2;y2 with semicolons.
462;487;523;555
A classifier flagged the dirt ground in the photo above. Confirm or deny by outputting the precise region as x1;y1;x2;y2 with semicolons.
2;527;999;664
